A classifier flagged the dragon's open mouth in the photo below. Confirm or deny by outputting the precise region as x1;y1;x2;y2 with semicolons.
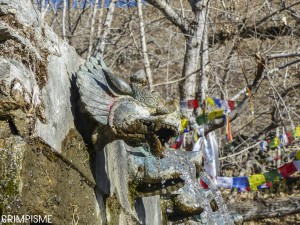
155;125;178;146
147;123;178;157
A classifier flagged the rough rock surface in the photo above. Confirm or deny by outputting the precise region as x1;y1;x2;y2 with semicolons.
0;0;103;224
0;0;164;224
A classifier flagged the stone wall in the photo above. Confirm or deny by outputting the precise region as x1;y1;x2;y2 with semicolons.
0;1;163;224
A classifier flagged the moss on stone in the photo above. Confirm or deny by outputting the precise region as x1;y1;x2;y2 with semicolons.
160;200;168;225
106;194;122;225
128;181;139;208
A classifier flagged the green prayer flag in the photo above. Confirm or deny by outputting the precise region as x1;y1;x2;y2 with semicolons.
196;114;208;125
264;169;281;183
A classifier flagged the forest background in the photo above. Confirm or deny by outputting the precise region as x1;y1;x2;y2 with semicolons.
34;0;300;223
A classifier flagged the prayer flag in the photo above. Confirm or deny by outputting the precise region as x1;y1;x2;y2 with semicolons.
225;114;233;143
269;137;280;148
293;160;300;171
217;177;233;189
193;136;204;152
279;134;289;146
213;98;222;108
296;150;300;160
200;179;209;189
279;162;297;178
181;118;188;132
171;135;183;149
260;141;268;152
257;182;272;190
221;100;231;113
232;176;250;191
228;100;235;110
203;132;219;183
196;114;208;125
295;126;300;138
248;174;266;191
206;97;215;106
286;131;293;144
207;109;224;121
264;169;281;183
180;100;188;109
188;99;199;109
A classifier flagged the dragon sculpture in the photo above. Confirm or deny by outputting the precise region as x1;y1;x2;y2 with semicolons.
76;53;179;158
76;54;237;224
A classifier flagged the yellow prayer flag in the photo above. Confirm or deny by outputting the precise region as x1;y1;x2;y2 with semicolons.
215;109;224;118
295;126;300;137
295;150;300;160
207;111;216;121
248;174;266;191
193;130;198;142
181;118;188;132
207;109;224;121
206;97;215;106
274;137;280;147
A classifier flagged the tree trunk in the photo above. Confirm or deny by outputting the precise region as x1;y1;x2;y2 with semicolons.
137;0;154;91
179;0;210;113
228;197;300;221
87;0;100;59
94;0;117;55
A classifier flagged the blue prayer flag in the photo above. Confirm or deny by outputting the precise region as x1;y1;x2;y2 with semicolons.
213;98;222;108
232;176;250;191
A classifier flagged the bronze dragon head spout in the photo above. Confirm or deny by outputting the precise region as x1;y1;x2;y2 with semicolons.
76;53;180;158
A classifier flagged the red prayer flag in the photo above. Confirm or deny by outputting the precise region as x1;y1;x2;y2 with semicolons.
279;162;297;178
286;131;293;144
188;99;199;109
200;179;209;189
228;100;235;110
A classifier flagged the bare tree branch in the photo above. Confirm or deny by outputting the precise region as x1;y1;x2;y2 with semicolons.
255;1;300;27
147;0;190;34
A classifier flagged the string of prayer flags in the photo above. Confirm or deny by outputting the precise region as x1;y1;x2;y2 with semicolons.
215;159;300;192
180;97;237;110
248;174;266;191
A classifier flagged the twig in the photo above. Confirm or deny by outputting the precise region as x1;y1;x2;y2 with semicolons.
219;142;261;160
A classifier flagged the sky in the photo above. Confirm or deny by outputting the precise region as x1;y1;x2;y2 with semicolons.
37;0;146;9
